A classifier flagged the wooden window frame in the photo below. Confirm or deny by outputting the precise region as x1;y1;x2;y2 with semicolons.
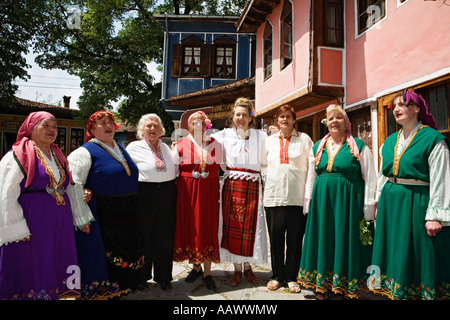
213;36;236;79
56;127;67;152
357;0;386;35
324;0;344;47
263;21;273;81
70;128;85;152
280;0;293;70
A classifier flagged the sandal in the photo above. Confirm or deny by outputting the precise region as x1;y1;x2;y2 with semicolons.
287;281;301;293
267;279;281;291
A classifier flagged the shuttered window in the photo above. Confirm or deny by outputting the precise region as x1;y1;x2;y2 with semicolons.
263;22;273;81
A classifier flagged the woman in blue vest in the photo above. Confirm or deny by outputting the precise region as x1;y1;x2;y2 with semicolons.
68;111;146;299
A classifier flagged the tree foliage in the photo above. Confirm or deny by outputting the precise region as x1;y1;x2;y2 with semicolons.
2;0;247;135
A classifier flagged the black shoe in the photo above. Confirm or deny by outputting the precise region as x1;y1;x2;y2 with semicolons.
185;268;203;283
159;282;172;291
202;275;217;290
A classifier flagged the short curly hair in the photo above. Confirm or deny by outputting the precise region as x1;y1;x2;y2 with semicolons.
136;113;166;140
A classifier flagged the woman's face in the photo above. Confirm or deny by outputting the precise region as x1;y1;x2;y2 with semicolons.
233;106;251;131
327;111;346;136
188;115;206;138
143;118;162;142
277;111;294;132
392;96;420;126
32;118;58;146
91;116;116;144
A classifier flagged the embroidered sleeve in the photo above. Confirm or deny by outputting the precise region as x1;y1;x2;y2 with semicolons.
0;152;30;246
67;147;95;228
426;140;450;226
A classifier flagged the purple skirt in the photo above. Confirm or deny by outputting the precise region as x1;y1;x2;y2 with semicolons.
0;158;79;300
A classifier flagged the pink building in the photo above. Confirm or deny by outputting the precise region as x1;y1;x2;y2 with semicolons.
237;0;450;165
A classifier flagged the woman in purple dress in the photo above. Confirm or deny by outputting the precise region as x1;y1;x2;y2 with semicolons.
0;111;90;300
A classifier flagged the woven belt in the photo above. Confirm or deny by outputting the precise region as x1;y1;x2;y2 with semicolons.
388;177;429;186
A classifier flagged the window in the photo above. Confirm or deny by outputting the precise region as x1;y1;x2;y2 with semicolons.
324;0;344;47
56;127;67;152
357;0;386;35
70;128;85;152
263;22;273;80
213;36;236;78
280;1;293;70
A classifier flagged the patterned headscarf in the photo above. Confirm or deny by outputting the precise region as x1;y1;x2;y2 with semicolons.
85;110;119;142
187;111;212;129
12;111;73;188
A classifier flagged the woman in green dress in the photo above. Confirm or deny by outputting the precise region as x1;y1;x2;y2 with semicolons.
297;104;377;300
369;90;450;300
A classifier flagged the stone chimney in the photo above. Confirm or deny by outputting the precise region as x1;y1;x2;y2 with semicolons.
63;95;71;108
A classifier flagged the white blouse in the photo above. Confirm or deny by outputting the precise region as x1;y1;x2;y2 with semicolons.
263;129;314;207
0;150;85;246
126;139;177;183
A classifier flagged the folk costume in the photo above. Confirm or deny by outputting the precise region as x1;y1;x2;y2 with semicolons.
172;134;222;264
67;111;145;299
297;118;377;299
370;91;450;300
264;129;313;284
0;111;80;300
212;128;268;265
127;138;177;286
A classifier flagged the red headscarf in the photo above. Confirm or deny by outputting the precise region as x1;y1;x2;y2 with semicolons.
85;110;119;142
12;111;74;188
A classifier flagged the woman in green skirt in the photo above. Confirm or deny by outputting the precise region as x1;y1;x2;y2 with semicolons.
297;104;377;300
369;90;450;300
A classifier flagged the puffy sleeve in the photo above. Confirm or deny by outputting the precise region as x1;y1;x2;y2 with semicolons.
426;140;450;226
303;148;317;214
66;147;95;228
375;143;388;203
359;145;377;220
0;151;30;246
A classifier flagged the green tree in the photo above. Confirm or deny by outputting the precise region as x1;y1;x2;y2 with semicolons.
0;1;46;105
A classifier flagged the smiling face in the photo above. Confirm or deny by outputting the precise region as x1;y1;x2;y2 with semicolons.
32;118;58;147
91;115;116;144
233;106;251;131
326;111;346;136
392;95;420;126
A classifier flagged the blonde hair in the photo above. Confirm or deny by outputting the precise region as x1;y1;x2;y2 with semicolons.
228;97;256;129
326;104;349;129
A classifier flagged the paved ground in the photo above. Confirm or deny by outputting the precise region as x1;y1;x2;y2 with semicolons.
120;259;384;301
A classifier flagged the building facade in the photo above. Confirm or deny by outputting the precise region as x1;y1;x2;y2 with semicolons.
237;0;450;166
155;14;256;131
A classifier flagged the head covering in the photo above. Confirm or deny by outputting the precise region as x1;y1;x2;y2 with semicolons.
85;110;120;142
315;106;360;167
403;90;437;129
188;111;212;129
12;111;73;188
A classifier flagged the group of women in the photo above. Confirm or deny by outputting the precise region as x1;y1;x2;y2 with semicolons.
0;90;448;300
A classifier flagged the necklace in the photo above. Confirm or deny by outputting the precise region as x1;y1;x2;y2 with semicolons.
188;135;209;179
91;139;131;176
34;144;66;206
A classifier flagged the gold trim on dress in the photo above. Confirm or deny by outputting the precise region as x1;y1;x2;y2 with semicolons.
392;126;426;176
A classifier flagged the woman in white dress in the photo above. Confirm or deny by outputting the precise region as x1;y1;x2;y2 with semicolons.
212;97;268;286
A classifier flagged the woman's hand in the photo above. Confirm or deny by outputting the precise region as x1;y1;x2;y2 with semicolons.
20;235;31;242
83;188;92;203
80;224;91;234
425;220;442;237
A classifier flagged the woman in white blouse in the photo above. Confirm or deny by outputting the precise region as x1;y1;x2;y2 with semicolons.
212;97;268;287
263;105;313;293
126;113;177;291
